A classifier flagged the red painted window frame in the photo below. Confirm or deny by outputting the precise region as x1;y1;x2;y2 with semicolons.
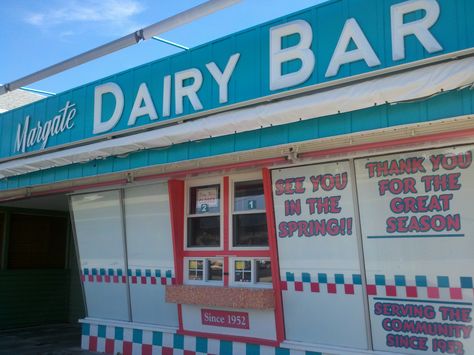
168;172;282;345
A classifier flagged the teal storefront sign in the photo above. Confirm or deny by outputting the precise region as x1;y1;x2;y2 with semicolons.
1;0;473;160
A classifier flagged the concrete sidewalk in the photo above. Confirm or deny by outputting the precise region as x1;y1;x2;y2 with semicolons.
0;323;98;355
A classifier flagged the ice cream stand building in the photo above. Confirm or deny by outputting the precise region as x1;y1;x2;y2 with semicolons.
1;0;474;354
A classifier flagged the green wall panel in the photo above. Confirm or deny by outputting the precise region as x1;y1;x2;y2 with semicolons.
0;270;70;329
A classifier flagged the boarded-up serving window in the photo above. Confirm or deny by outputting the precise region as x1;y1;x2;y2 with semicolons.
7;214;67;269
71;190;130;321
124;183;178;326
355;145;474;354
272;161;368;349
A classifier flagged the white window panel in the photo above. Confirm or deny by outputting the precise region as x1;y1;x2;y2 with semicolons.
71;190;129;321
124;183;178;327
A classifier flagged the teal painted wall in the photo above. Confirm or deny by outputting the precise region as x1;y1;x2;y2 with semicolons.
1;87;472;192
0;0;473;160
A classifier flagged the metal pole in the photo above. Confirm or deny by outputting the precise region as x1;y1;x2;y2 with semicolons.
152;36;189;51
20;87;55;96
140;0;240;40
0;0;240;96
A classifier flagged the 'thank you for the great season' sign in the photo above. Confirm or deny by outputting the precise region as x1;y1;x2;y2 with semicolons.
3;0;474;159
355;147;473;239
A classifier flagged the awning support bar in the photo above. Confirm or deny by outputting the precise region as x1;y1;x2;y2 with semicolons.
0;0;240;96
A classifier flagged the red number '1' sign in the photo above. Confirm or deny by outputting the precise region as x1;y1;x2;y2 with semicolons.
201;309;250;329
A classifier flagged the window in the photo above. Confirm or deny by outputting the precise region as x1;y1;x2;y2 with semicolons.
71;190;130;321
185;258;223;284
187;259;204;281
234;260;252;282
124;183;178;327
207;259;224;281
232;180;268;247
231;258;272;287
187;185;221;248
256;259;272;283
183;174;272;288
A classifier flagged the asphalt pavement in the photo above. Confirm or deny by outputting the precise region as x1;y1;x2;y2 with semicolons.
0;323;98;355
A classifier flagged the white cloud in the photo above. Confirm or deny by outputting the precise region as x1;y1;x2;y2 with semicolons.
24;0;144;33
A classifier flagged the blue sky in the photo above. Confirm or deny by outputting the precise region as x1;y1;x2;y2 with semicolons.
1;0;325;94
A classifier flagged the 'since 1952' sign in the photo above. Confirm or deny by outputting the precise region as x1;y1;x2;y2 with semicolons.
201;309;250;330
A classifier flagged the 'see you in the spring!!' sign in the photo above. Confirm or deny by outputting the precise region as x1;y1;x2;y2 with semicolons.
271;161;368;349
273;166;353;239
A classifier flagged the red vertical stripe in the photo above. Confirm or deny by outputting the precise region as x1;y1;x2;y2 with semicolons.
450;288;463;300
88;336;98;352
122;341;133;355
168;180;185;284
294;282;303;292
223;176;230;286
142;344;152;355
385;285;397;297
168;179;185;332
366;285;377;295
177;304;184;332
327;283;337;294
105;339;115;354
427;286;440;299
406;286;418;298
344;284;355;295
262;167;285;343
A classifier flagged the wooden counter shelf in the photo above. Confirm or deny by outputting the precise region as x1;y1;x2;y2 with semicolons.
165;285;275;310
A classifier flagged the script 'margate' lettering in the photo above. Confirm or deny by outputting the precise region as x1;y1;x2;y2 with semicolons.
15;101;76;153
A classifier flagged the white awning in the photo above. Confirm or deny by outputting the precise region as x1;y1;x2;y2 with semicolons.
1;56;474;178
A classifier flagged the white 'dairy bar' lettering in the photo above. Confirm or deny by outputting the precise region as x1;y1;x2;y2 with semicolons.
14;101;76;153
